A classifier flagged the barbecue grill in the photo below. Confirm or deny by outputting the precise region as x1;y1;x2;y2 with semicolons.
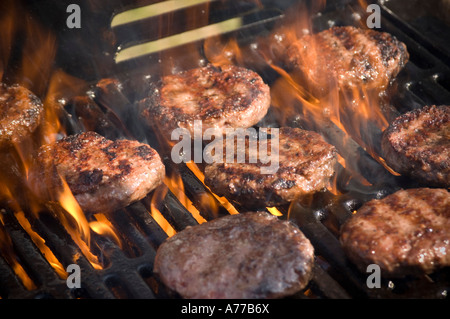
0;0;449;301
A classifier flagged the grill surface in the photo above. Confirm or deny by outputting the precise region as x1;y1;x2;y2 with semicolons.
0;0;449;299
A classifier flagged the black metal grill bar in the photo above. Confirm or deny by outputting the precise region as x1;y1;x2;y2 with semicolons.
27;211;115;299
0;254;30;298
0;210;72;299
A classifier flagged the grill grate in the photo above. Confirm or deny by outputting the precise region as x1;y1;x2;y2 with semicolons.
0;0;449;299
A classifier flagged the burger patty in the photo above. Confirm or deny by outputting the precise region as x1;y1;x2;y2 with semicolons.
0;83;44;147
140;64;271;136
204;127;337;207
340;188;450;277
153;211;315;299
285;26;409;94
381;105;449;187
29;131;165;213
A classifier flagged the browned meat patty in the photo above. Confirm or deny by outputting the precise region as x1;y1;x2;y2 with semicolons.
140;64;271;136
154;211;315;299
204;127;337;207
285;26;409;95
340;188;450;277
0;83;43;147
29;131;165;213
381;105;449;187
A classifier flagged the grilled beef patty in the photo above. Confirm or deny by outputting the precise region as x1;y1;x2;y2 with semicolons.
154;211;315;299
285;26;409;95
29;131;165;213
204;127;337;208
0;83;43;147
340;188;450;277
381;105;449;187
140;64;271;136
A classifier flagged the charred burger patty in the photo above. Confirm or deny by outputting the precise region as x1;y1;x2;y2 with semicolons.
285;26;409;94
381;105;449;187
29;131;165;213
140;64;271;136
154;211;315;299
204;127;337;208
340;188;450;277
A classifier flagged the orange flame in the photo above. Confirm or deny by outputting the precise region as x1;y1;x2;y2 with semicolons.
0;183;66;281
201;0;402;194
90;213;122;248
164;169;208;223
266;207;283;217
56;178;102;270
0;213;37;290
15;211;67;279
150;184;177;237
185;161;239;215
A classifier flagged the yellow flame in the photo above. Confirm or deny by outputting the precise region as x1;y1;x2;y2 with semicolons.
164;171;208;224
57;178;102;270
89;213;122;248
0;214;37;290
266;207;283;216
185;161;239;215
14;211;67;279
150;184;177;237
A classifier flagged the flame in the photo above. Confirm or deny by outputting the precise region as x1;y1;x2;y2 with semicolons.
0;1;56;97
266;207;283;217
0;183;66;280
185;161;239;215
56;178;102;270
14;210;67;279
150;184;177;237
90;213;122;248
0;213;37;290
